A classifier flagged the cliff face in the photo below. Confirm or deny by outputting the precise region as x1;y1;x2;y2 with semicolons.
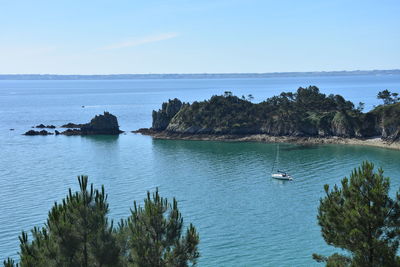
370;104;400;141
152;98;183;130
330;112;356;137
149;87;400;141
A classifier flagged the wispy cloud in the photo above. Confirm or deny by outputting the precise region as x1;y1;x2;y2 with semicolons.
100;33;179;50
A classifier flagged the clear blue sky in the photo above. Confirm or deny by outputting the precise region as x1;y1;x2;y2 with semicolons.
1;0;399;74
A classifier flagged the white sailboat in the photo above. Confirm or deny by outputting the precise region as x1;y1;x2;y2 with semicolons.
271;144;293;181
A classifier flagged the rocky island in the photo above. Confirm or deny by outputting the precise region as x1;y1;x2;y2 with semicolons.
24;112;123;136
62;111;123;135
33;124;56;129
134;86;400;149
24;129;54;136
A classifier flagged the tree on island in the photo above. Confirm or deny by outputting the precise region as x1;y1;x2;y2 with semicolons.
223;91;233;97
3;176;199;267
356;102;365;113
247;94;254;102
313;162;400;267
377;89;399;105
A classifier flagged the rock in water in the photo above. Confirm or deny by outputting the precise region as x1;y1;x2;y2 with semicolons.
22;112;122;136
80;112;122;135
61;122;87;128
60;129;81;136
34;124;56;129
24;130;53;136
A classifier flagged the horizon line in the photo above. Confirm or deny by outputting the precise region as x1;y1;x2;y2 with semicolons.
1;69;400;76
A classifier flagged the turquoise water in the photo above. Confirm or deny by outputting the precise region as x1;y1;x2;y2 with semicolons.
1;75;400;266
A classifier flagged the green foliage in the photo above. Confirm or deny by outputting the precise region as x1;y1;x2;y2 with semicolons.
377;90;399;105
3;259;18;267
372;102;400;127
167;86;365;136
4;177;199;267
356;102;365;113
314;162;400;267
152;86;400;139
12;176;120;267
117;189;200;267
330;111;358;137
366;102;400;140
224;91;233;97
313;253;352;267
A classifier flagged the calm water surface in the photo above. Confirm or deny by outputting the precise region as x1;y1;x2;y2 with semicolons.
1;75;400;266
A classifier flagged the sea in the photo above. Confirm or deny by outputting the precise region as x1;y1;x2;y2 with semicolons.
1;74;400;266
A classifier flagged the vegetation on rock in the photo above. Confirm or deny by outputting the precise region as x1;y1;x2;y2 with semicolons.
377;89;400;105
150;86;400;141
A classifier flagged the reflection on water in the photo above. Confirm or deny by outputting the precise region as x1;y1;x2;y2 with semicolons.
271;178;293;186
281;144;321;151
82;134;120;143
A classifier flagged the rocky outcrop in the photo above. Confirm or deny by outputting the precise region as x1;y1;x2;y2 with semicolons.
61;122;87;128
382;125;400;141
24;112;123;136
378;113;400;141
330;112;355;137
365;103;400;141
152;98;183;130
133;131;400;150
60;129;82;136
358;113;380;137
34;124;56;129
24;130;53;136
79;112;122;135
59;112;122;135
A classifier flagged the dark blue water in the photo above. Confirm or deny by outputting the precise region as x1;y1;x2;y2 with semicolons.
1;75;400;266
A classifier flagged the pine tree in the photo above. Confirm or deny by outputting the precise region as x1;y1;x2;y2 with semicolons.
377;89;400;105
4;178;200;267
117;189;200;267
5;176;121;267
313;161;400;267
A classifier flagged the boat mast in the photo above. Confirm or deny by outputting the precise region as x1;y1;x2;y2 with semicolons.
271;144;280;173
275;144;280;171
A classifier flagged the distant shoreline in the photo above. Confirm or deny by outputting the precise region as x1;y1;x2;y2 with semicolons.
1;70;399;80
134;129;400;150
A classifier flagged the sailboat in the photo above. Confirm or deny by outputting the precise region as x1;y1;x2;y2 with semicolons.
271;144;293;181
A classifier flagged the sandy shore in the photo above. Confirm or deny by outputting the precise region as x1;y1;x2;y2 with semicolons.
133;129;400;150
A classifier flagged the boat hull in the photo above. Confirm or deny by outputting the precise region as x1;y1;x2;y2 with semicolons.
271;173;293;181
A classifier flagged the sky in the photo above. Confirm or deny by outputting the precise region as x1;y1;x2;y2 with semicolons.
1;0;399;74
